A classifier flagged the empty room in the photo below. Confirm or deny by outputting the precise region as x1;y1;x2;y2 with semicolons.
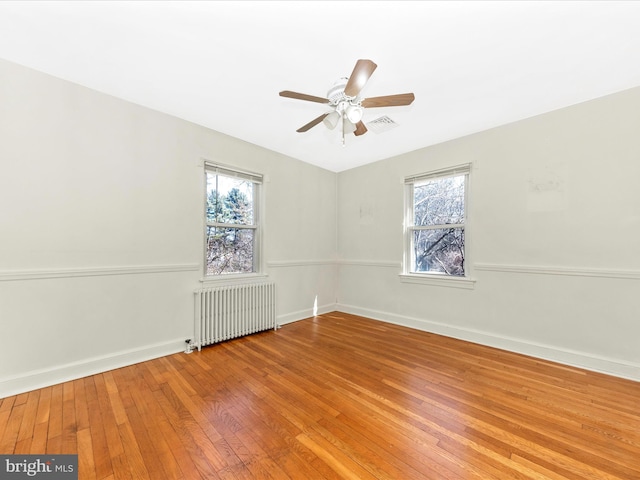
1;2;639;479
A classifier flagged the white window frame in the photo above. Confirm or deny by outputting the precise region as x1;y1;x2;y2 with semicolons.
401;163;475;289
202;161;266;283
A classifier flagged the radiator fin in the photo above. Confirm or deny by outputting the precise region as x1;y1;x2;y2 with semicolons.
194;283;277;350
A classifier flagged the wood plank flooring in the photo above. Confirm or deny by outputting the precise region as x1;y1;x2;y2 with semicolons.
1;312;639;479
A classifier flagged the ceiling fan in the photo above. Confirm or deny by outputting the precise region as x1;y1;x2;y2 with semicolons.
279;59;415;145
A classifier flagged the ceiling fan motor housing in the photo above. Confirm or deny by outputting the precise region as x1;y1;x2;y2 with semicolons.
327;78;350;105
327;77;364;124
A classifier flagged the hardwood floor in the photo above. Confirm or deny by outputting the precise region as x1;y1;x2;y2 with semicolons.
1;312;639;479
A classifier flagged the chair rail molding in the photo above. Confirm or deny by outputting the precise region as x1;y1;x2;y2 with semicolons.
474;263;640;280
337;259;401;269
0;264;200;282
267;260;336;268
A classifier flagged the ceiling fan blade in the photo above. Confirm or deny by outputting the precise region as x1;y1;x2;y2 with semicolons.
361;93;415;108
354;121;368;136
296;113;329;133
344;59;377;97
280;90;328;104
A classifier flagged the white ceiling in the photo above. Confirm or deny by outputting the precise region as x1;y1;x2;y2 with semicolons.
1;1;640;172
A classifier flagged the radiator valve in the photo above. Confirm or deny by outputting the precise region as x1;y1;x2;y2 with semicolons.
185;339;194;354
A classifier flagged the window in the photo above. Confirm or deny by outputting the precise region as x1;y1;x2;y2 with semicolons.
404;164;469;278
205;163;262;276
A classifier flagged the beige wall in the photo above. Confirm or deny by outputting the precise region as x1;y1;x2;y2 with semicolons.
0;59;337;396
337;86;640;381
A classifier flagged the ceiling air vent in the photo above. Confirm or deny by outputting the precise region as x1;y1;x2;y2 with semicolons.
366;115;398;134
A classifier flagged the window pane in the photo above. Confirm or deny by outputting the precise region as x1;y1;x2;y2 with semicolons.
206;226;255;275
206;172;254;225
414;175;465;226
413;228;465;276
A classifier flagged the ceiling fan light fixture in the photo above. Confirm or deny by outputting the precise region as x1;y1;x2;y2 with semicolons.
345;104;364;123
343;118;357;134
323;111;340;130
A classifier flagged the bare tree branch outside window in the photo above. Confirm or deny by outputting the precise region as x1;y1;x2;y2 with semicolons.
205;172;256;275
410;174;466;276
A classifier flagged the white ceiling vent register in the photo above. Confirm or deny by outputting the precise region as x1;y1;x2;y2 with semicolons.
366;115;398;134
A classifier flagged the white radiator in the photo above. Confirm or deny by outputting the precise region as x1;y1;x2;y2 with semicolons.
194;283;277;350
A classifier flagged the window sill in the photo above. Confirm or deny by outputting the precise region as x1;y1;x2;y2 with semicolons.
200;273;269;286
399;273;476;289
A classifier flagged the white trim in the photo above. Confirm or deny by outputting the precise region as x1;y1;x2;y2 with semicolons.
200;273;270;286
267;259;402;269
399;273;476;289
277;302;338;325
412;223;465;231
474;263;640;280
267;260;336;268
405;163;471;184
336;304;640;382
0;339;185;398
0;264;199;282
203;161;264;277
204;161;263;184
404;165;469;278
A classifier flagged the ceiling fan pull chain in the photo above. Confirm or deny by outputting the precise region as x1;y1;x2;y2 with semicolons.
342;112;346;146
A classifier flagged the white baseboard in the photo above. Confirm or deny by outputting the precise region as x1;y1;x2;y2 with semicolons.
277;302;338;325
0;339;185;399
0;301;340;398
336;303;640;382
7;302;635;398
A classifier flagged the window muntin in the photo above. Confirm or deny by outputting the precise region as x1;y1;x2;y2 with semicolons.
405;166;469;277
205;165;261;276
